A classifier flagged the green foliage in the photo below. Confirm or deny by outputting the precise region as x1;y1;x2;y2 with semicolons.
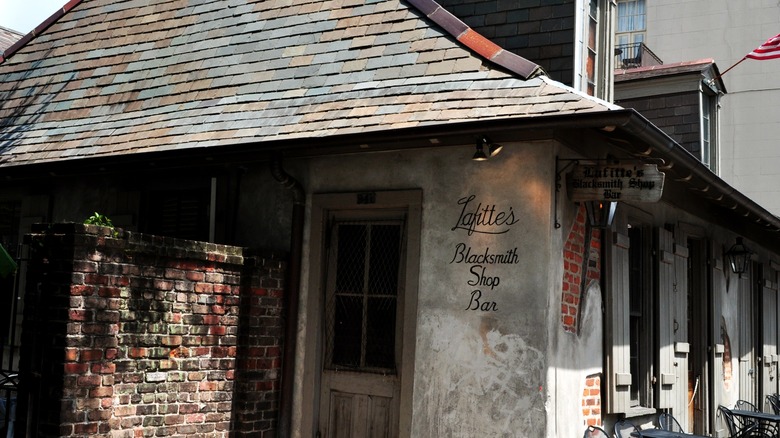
84;212;115;228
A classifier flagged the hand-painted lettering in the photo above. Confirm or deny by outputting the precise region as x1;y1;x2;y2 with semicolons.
451;195;519;235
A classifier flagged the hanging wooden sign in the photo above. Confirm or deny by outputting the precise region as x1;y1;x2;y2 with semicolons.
566;162;665;202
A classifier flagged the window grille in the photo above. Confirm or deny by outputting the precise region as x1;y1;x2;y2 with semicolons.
325;220;403;373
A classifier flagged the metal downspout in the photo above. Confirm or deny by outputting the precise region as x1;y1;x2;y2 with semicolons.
271;156;305;438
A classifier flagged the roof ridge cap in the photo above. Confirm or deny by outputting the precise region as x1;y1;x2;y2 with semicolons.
405;0;545;80
0;0;82;65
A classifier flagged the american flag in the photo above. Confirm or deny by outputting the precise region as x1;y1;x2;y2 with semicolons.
746;34;780;60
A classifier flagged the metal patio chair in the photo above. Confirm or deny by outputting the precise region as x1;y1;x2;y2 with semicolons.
767;394;780;415
736;400;760;412
583;425;610;438
614;419;640;438
719;405;756;438
658;412;685;432
733;399;773;435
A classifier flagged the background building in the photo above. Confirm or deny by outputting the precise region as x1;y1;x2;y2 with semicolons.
638;0;780;213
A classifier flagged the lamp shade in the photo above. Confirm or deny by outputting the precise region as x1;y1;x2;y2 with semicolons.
726;237;752;275
472;146;488;161
584;201;617;228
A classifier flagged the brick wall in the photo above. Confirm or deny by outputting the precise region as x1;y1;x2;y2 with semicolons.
582;373;602;427
561;203;601;333
17;223;284;437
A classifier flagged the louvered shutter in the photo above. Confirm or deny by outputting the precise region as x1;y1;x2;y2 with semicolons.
761;271;778;400
655;228;676;408
710;251;725;432
672;241;690;423
606;222;631;413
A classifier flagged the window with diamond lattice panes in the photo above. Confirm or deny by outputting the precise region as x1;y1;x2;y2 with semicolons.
326;220;402;372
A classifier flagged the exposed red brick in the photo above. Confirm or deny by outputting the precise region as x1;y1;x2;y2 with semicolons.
20;224;284;436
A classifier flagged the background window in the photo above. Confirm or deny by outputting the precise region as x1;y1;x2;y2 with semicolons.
616;0;646;64
579;0;614;100
701;90;718;173
141;186;210;241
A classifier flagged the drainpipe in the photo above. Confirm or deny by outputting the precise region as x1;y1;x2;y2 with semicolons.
271;155;305;438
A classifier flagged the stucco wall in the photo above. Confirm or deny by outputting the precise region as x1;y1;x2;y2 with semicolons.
290;142;557;436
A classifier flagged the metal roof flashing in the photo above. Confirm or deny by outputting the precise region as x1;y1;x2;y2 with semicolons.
405;0;544;80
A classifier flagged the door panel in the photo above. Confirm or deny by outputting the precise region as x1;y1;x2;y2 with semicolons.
319;215;405;438
328;388;392;438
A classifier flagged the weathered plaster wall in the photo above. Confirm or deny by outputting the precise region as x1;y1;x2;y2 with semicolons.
548;198;604;438
292;142;557;436
551;280;603;438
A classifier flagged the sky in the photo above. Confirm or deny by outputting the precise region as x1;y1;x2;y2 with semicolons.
0;0;68;34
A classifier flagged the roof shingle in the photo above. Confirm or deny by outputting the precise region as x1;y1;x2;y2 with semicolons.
0;0;616;168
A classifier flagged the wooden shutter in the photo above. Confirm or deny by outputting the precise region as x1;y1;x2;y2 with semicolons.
738;273;755;404
761;272;778;401
710;251;725;433
656;228;676;408
606;222;631;413
672;241;690;423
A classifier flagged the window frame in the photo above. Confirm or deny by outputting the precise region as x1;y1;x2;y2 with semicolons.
616;0;646;46
576;0;615;100
323;216;406;374
700;86;719;173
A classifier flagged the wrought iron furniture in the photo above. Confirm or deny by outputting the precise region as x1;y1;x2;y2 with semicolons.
630;429;709;438
658;412;685;433
584;425;610;438
718;405;756;438
615;419;641;438
767;394;780;415
729;409;780;438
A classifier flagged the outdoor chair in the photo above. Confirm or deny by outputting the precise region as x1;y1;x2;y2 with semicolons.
614;419;640;438
658;412;685;432
583;425;610;438
736;399;760;412
747;422;780;438
767;394;780;415
733;399;767;434
718;405;756;438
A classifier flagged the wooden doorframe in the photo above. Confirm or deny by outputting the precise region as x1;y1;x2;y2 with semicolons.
299;190;422;438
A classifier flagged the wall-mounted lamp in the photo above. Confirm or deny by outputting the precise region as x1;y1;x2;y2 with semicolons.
584;200;617;228
472;136;503;161
726;237;753;276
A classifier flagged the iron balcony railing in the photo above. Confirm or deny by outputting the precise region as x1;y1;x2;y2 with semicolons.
615;42;663;69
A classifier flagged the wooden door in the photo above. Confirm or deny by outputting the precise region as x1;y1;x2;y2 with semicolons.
318;212;407;438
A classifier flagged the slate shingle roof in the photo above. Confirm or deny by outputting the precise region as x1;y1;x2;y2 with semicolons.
0;0;616;168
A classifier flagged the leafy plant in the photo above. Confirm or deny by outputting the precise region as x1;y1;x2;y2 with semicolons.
84;212;114;228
